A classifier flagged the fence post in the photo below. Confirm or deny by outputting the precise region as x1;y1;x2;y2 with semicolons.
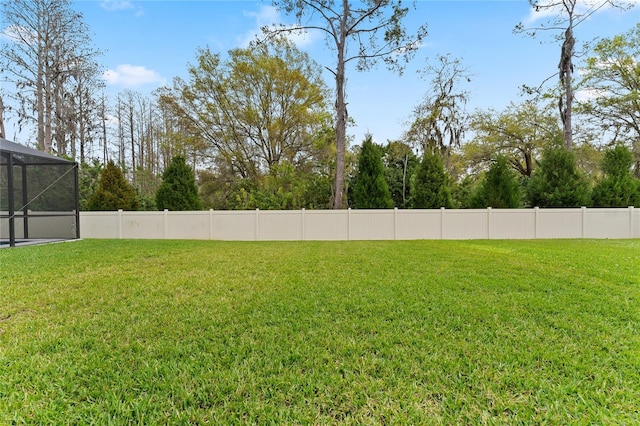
301;208;305;241
440;207;445;240
164;209;169;239
534;207;539;239
630;206;635;239
255;208;259;241
209;209;214;240
394;207;398;240
117;209;123;239
348;208;352;240
487;207;492;239
581;206;587;239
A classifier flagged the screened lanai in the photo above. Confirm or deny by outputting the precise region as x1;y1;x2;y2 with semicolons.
1;138;79;247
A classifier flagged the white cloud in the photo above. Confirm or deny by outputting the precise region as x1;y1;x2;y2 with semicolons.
103;114;120;128
239;5;320;48
103;64;165;88
576;87;609;101
100;0;143;17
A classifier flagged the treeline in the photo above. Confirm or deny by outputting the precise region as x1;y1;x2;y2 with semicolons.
70;20;640;212
83;135;640;211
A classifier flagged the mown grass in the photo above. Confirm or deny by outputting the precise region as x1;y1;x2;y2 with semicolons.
0;239;639;424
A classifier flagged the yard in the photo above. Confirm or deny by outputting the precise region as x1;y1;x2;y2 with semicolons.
1;239;639;424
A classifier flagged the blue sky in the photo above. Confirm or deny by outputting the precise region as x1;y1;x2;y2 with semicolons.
4;1;640;145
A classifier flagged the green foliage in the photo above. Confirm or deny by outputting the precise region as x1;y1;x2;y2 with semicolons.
470;155;522;208
78;160;102;211
527;146;591;207
87;161;139;211
1;239;639;423
199;163;332;210
466;101;560;178
602;144;635;177
383;141;419;208
134;168;162;211
158;38;329;181
451;175;479;209
246;162;331;210
136;190;158;211
410;151;453;208
578;23;640;151
592;145;640;207
351;136;394;208
156;156;202;211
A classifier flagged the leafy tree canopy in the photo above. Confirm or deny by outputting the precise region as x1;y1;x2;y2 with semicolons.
156;156;203;211
351;136;393;209
591;145;640;207
471;155;522;208
410;151;453;209
87;161;139;211
527;144;591;207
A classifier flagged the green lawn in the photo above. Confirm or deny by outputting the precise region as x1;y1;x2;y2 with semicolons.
1;239;639;424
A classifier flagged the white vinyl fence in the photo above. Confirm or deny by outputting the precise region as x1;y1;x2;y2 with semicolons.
80;207;640;241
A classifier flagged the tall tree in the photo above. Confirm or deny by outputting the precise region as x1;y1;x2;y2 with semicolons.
351;135;393;209
470;155;522;208
156;155;202;211
527;145;591;207
466;101;561;177
267;0;428;209
515;0;631;150
0;0;100;153
0;93;6;139
578;23;640;171
87;161;139;211
383;140;418;208
158;38;329;181
404;54;470;157
410;151;452;209
591;145;640;207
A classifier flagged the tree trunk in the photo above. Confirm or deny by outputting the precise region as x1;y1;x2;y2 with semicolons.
43;67;53;154
117;98;125;169
101;94;108;164
0;95;6;139
37;57;45;151
79;83;86;164
128;97;136;183
559;18;575;150
332;0;349;209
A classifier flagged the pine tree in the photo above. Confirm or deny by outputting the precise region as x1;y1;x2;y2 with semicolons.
471;155;521;208
351;136;393;208
592;145;640;207
410;151;452;209
87;161;139;211
527;146;590;207
155;156;203;211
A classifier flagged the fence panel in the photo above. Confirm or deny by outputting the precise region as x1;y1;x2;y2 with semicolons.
350;210;395;240
443;210;488;240
396;210;442;240
80;211;120;238
78;208;640;241
536;209;583;239
491;209;536;239
212;211;256;240
258;210;302;241
584;208;634;239
119;211;164;239
166;211;210;240
303;210;348;240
